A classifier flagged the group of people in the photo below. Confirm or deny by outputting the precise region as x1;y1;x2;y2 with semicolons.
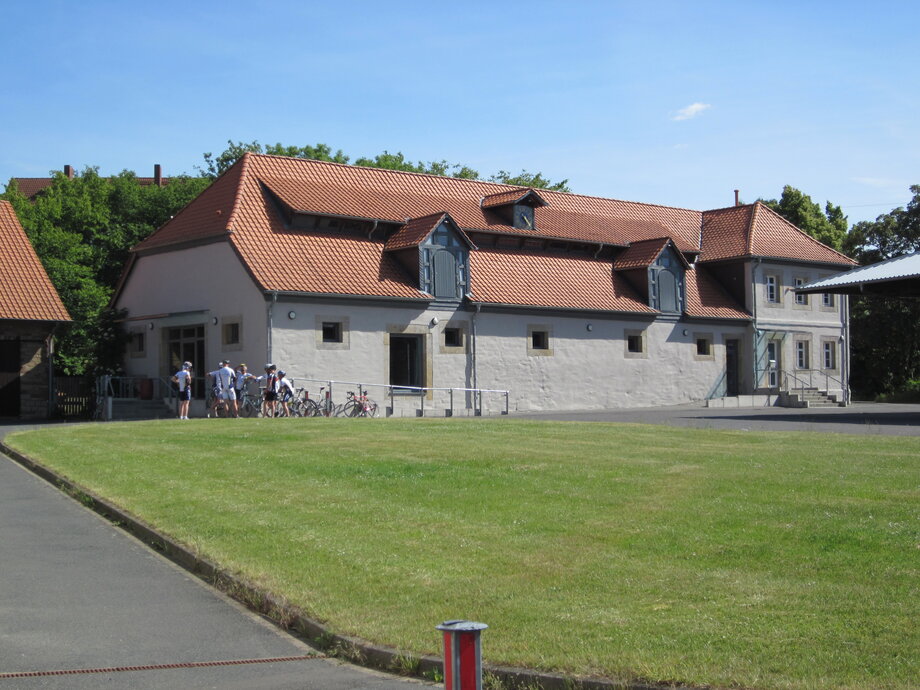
170;361;297;419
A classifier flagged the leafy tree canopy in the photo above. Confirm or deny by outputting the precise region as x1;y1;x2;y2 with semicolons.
843;184;920;263
2;168;210;374
760;185;848;251
200;139;570;192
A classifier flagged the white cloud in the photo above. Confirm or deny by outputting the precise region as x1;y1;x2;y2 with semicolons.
672;102;711;121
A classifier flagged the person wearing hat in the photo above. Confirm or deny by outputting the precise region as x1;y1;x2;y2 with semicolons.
207;360;239;418
171;361;193;419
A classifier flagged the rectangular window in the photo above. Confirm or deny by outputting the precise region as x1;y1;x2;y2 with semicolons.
444;327;462;348
794;277;808;306
796;341;810;369
222;322;240;346
129;331;145;358
823;341;837;370
696;338;711;356
765;275;779;303
627;334;643;353
322;321;343;343
822;292;835;308
531;330;549;350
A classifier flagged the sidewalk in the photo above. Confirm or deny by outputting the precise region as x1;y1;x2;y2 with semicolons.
0;440;430;689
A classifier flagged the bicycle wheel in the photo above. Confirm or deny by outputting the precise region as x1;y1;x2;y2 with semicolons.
365;401;379;418
336;401;357;417
239;398;259;418
302;399;322;417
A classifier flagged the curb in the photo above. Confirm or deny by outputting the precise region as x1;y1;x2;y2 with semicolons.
1;440;694;690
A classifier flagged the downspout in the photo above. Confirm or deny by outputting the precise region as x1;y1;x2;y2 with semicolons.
467;295;481;393
267;291;278;364
842;294;850;405
752;257;761;391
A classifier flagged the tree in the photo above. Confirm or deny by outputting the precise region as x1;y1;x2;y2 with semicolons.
761;185;848;251
841;185;920;397
490;169;571;193
2;168;211;374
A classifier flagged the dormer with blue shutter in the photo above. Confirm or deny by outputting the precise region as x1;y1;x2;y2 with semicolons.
384;212;476;301
613;237;690;314
481;188;548;230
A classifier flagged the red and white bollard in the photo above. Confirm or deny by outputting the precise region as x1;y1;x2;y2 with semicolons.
437;620;488;690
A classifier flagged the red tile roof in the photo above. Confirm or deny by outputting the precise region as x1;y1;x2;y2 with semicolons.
127;154;855;317
613;237;671;270
700;202;855;265
480;188;547;209
0;201;72;322
470;250;655;313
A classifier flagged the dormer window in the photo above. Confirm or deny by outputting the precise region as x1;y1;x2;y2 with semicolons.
481;188;548;229
650;249;685;313
384;212;475;302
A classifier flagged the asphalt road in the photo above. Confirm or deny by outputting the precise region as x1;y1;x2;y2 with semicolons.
513;401;920;435
0;439;430;690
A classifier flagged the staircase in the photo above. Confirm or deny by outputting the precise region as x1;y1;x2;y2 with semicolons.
779;388;842;408
110;398;175;420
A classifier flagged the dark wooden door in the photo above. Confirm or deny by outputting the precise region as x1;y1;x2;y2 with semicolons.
0;339;21;417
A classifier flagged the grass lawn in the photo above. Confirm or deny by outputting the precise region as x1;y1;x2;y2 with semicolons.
6;419;918;689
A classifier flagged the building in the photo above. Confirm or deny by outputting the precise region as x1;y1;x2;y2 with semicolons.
8;164;168;200
112;154;856;414
0;201;72;419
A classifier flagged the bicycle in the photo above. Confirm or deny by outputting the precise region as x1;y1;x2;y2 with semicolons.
237;389;263;417
205;387;232;418
336;390;379;418
288;388;322;417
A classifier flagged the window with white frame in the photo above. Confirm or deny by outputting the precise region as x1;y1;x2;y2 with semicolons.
765;274;780;304
794;277;808;306
822;292;835;308
823;341;837;370
795;340;810;369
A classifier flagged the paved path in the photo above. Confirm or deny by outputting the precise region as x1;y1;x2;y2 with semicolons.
514;401;920;436
0;429;430;689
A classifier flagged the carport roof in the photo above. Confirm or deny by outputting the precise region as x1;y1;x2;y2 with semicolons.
797;252;920;297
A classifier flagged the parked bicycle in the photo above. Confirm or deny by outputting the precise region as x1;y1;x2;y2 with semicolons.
336;390;379;418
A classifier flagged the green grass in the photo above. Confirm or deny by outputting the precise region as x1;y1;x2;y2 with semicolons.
7;419;919;689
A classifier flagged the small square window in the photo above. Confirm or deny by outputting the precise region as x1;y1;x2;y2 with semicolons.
627;334;643;353
222;322;240;346
822;292;835;308
444;327;462;348
696;338;711;356
531;330;549;350
322;321;343;343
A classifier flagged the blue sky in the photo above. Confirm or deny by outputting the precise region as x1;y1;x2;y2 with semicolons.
2;1;917;224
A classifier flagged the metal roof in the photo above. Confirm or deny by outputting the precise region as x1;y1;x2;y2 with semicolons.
797;252;920;297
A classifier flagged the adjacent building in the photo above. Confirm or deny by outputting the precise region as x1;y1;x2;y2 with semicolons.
112;154;856;413
0;200;72;419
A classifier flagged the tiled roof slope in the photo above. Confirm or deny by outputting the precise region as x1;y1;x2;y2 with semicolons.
470;250;655;313
700;202;855;266
383;212;475;252
480;188;547;209
613;237;670;270
0;201;71;322
685;268;749;320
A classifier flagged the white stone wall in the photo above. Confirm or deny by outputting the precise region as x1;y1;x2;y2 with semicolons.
751;260;847;398
115;242;268;379
269;298;748;414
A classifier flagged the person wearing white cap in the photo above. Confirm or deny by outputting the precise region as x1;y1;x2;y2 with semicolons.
207;360;239;418
171;361;193;419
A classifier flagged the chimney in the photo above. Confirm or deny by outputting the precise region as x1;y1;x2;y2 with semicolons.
64;164;74;179
154;164;162;187
734;189;740;207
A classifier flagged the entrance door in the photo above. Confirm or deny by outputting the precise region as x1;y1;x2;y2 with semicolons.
166;326;206;397
766;341;780;388
0;339;20;417
389;334;423;390
725;339;740;396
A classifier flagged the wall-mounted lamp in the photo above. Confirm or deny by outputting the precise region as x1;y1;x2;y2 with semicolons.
288;311;297;320
211;317;218;325
586;323;593;332
148;322;154;331
430;317;439;327
682;329;689;336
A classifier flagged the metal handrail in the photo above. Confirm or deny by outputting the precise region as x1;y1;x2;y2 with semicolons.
285;376;510;417
781;368;844;398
